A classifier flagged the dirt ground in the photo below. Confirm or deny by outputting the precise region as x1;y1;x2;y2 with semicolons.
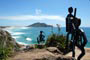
9;48;90;60
65;47;90;60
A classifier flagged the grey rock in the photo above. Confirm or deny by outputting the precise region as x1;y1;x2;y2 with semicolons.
46;47;63;54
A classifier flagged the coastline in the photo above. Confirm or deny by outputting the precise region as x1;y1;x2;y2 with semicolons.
4;27;90;48
2;26;90;59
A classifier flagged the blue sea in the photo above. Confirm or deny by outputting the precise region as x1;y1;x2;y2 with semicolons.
5;27;90;48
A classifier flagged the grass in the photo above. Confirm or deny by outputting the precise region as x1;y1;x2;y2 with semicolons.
45;33;67;52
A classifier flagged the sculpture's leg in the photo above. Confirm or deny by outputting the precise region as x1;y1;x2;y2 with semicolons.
71;31;76;58
77;30;87;60
72;39;75;58
66;32;70;49
82;32;87;47
77;46;85;60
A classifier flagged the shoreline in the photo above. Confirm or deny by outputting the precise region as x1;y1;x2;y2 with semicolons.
17;42;90;50
4;27;90;48
16;42;90;48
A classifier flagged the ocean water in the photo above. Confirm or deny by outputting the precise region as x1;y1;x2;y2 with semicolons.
5;27;90;47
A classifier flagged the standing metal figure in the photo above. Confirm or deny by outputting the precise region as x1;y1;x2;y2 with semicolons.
66;7;87;60
66;7;74;48
72;18;87;60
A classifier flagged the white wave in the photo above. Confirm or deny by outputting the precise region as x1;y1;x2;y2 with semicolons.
7;30;15;35
16;41;29;45
26;38;32;41
20;27;30;29
12;32;25;35
12;36;21;39
4;28;15;35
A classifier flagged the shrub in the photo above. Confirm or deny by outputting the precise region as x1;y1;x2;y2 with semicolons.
35;44;46;49
0;47;13;60
45;34;67;52
0;30;18;60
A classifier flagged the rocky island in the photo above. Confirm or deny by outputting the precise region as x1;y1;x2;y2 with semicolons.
28;22;53;27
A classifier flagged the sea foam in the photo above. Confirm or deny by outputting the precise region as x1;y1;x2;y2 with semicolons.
12;36;21;39
12;32;25;35
20;27;30;29
26;37;32;41
16;41;29;45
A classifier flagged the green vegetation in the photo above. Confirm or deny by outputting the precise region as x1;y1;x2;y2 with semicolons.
0;33;14;60
45;24;72;53
45;34;66;52
0;47;13;60
0;30;19;60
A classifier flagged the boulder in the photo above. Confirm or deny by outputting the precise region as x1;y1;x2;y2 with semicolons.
0;29;19;52
46;47;63;54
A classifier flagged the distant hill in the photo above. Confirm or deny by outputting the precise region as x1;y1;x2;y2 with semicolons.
0;26;9;28
28;22;53;27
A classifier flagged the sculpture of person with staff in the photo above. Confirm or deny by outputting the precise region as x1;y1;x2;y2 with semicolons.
66;7;87;60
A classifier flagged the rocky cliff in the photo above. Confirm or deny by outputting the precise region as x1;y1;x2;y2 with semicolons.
0;28;19;59
0;28;19;51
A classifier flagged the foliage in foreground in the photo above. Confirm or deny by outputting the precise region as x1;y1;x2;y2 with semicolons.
0;30;19;60
0;47;13;60
0;36;14;60
45;34;67;52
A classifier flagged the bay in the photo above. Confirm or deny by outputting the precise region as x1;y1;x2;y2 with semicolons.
5;27;90;47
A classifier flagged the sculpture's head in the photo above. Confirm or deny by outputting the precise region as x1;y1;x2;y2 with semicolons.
68;7;73;14
40;31;43;34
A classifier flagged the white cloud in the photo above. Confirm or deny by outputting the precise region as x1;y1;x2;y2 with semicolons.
0;9;65;22
35;9;42;15
0;15;65;22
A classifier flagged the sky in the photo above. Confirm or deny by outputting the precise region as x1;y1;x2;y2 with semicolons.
0;0;90;27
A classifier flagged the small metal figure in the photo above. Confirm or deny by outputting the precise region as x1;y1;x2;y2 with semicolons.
37;31;45;44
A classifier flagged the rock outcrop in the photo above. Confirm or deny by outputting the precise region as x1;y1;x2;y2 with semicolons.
9;47;74;60
0;28;19;52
